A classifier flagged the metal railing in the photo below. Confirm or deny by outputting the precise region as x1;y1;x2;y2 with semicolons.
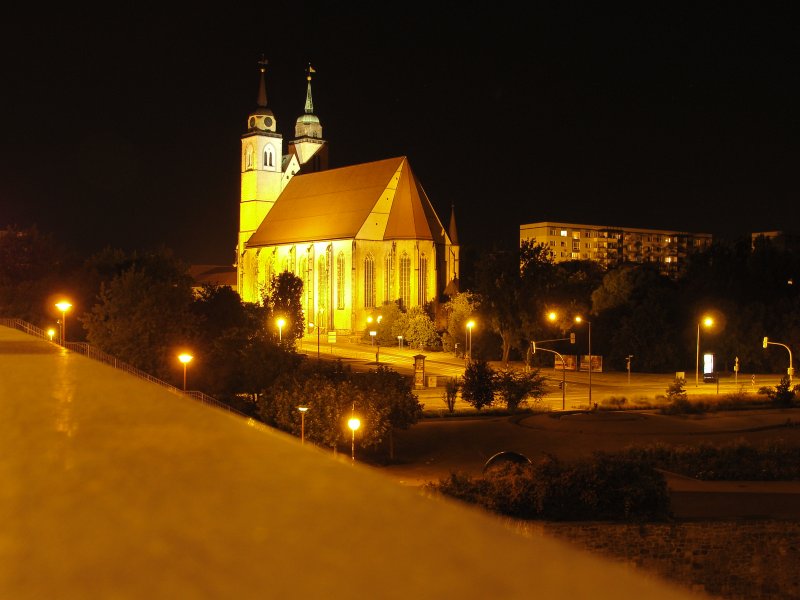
0;318;249;419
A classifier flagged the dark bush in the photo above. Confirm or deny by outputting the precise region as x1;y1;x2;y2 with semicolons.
429;454;671;521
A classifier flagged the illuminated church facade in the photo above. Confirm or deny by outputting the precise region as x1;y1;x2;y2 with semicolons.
236;62;460;335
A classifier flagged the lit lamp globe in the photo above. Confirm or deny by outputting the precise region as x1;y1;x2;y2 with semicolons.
47;328;56;342
55;300;72;345
276;317;286;342
178;353;193;391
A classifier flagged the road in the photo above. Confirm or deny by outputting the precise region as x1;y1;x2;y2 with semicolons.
297;334;779;411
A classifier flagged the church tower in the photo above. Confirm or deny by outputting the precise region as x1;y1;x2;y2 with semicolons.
288;64;328;173
238;58;284;258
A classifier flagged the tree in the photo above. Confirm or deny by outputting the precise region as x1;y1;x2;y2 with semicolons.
0;225;80;326
461;359;496;410
81;252;195;380
355;366;423;459
494;368;548;411
758;375;798;407
404;306;440;349
263;271;305;343
442;292;479;354
443;377;460;413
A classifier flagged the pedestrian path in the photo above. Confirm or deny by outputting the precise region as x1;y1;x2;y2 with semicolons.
0;325;693;599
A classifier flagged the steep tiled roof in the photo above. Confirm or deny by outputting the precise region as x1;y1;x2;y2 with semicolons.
246;157;448;247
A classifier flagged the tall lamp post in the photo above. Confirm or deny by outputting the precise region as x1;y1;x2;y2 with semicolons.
575;316;592;408
277;317;286;342
348;415;361;462
298;406;309;444
696;316;714;387
55;300;72;346
178;353;193;391
466;320;475;362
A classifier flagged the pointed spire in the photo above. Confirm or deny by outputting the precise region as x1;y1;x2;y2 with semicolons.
448;203;459;245
304;63;316;114
257;55;268;107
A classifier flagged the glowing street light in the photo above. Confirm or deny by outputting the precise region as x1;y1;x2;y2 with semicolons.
466;320;476;361
298;406;309;444
47;328;56;342
547;311;558;322
695;316;714;387
348;416;361;462
276;317;286;342
55;300;72;345
575;316;593;408
178;353;193;391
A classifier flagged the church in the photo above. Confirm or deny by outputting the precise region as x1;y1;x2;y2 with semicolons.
236;61;460;336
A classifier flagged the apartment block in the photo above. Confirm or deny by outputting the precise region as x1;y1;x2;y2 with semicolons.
520;221;712;275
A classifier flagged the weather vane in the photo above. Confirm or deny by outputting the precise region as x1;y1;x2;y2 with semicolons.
307;63;316;80
258;55;268;73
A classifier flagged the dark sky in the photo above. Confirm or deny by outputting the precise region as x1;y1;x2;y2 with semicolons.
1;4;797;265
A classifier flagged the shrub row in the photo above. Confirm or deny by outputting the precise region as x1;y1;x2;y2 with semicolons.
428;455;671;521
616;439;800;480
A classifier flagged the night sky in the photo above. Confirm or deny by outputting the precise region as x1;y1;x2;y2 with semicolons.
2;5;797;265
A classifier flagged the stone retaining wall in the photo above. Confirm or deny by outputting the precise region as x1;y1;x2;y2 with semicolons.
517;520;800;599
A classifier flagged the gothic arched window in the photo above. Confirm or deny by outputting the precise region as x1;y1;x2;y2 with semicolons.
399;252;411;309
245;144;254;170
364;254;375;308
264;144;275;169
384;252;393;303
337;251;345;309
418;253;428;305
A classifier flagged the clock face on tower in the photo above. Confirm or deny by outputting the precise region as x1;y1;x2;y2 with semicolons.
263;116;273;128
248;117;255;128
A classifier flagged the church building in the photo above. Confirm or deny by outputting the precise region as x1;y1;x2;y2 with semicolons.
236;61;460;336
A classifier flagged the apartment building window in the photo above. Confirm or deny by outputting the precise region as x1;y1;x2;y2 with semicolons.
560;230;568;237
550;229;559;236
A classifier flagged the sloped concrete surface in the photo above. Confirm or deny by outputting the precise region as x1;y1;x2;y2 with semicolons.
0;326;701;599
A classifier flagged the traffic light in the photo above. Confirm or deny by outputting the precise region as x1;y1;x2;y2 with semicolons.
570;333;576;344
763;336;769;349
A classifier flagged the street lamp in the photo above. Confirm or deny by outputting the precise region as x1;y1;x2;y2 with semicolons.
348;415;361;462
466;320;475;361
695;316;714;387
178;353;193;391
575;316;592;408
277;317;286;342
55;300;72;345
298;406;309;444
47;328;55;342
397;335;403;348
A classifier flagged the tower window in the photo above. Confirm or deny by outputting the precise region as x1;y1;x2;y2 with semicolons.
245;144;254;170
264;144;275;169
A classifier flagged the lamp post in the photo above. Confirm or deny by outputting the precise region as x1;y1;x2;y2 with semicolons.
298;406;309;444
47;328;55;342
466;320;475;362
348;415;361;462
277;317;286;342
696;316;714;387
178;353;193;391
397;335;403;348
575;316;592;408
55;300;72;345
